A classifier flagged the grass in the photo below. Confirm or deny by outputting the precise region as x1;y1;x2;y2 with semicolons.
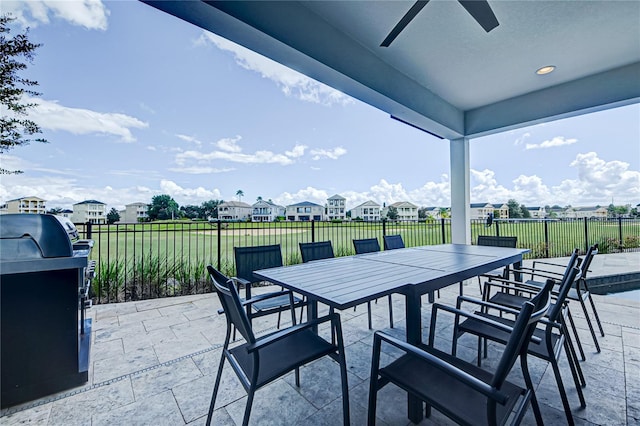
83;219;640;303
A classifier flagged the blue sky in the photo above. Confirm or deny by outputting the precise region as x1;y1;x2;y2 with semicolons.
2;1;639;212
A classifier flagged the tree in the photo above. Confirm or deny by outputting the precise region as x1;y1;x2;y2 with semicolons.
180;204;202;219
147;194;179;221
47;207;64;215
201;199;223;219
507;199;522;218
386;206;398;220
106;208;120;224
520;204;531;218
418;207;428;219
256;196;263;202
1;15;47;174
235;189;244;202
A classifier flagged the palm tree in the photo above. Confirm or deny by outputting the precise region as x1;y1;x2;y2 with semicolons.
236;189;244;202
256;196;263;202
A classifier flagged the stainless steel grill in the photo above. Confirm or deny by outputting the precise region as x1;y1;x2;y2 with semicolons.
0;214;94;407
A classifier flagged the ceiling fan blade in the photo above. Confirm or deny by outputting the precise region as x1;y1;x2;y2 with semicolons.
458;0;499;32
381;0;429;47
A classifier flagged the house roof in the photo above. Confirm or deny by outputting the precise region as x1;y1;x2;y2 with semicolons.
74;200;105;205
288;201;323;208
219;201;251;208
353;200;381;209
327;194;345;200
144;1;640;140
7;196;45;202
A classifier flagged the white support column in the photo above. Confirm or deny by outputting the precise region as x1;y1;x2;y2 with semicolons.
450;137;471;244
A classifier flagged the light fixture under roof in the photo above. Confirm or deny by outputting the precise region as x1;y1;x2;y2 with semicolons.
536;65;556;75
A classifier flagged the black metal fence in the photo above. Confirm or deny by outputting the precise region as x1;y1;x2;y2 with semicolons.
76;218;639;304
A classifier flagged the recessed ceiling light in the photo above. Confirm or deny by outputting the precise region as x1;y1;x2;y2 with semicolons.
536;65;556;75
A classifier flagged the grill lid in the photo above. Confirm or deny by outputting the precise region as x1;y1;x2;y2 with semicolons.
0;214;73;260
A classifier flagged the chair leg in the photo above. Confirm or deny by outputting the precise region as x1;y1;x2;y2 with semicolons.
550;357;576;425
387;295;394;328
206;352;227;425
242;389;256;426
566;308;586;361
520;355;544;426
587;292;605;337
562;321;587;388
563;338;587;407
295;367;300;387
367;301;373;330
579;296;602;352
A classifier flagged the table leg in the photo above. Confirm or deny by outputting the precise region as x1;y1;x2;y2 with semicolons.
307;299;319;333
405;288;423;423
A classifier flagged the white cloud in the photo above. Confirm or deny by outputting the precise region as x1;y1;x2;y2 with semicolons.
525;136;577;150
4;0;109;30
216;136;243;153
176;134;202;146
27;97;148;142
168;166;235;174
159;180;222;204
310;147;347;160
175;135;312;168
196;31;354;106
274;187;330;207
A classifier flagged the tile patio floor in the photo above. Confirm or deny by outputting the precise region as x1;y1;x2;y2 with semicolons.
2;254;639;425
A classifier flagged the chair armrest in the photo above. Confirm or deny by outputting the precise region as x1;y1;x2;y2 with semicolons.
231;276;250;286
431;303;523;338
216;289;296;315
246;312;339;352
510;267;563;280
456;295;522;316
373;331;509;405
482;277;552;294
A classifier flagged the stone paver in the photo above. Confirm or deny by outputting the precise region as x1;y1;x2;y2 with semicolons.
1;254;638;425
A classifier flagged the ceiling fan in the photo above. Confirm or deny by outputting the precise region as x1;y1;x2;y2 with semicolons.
380;0;499;47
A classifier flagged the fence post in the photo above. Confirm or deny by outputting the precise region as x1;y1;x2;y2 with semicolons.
382;219;387;238
618;217;623;250
216;220;222;270
86;222;92;239
495;220;500;237
311;220;316;242
543;220;550;258
583;217;589;254
440;218;446;244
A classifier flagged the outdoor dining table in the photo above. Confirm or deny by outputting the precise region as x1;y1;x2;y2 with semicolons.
254;243;529;423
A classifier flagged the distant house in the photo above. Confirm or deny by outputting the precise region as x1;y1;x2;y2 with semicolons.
574;206;608;219
385;201;419;221
326;194;346;221
123;202;149;222
218;201;252;221
72;200;107;224
526;206;546;219
251;200;286;222
59;209;73;219
422;207;442;220
470;203;509;220
351;200;381;221
1;196;47;214
286;201;324;221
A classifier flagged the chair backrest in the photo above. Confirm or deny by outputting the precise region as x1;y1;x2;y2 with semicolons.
490;278;554;390
477;235;517;248
353;238;380;254
383;234;405;250
234;244;283;284
547;249;582;321
299;241;335;263
207;265;256;344
580;243;598;279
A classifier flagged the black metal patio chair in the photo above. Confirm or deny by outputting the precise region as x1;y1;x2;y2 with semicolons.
368;278;553;425
468;235;518;294
453;249;585;424
299;240;335;263
234;244;305;329
511;243;604;353
353;238;394;328
383;234;405;250
206;265;350;426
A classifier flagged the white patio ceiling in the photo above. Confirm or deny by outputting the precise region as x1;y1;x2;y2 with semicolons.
142;0;640;140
